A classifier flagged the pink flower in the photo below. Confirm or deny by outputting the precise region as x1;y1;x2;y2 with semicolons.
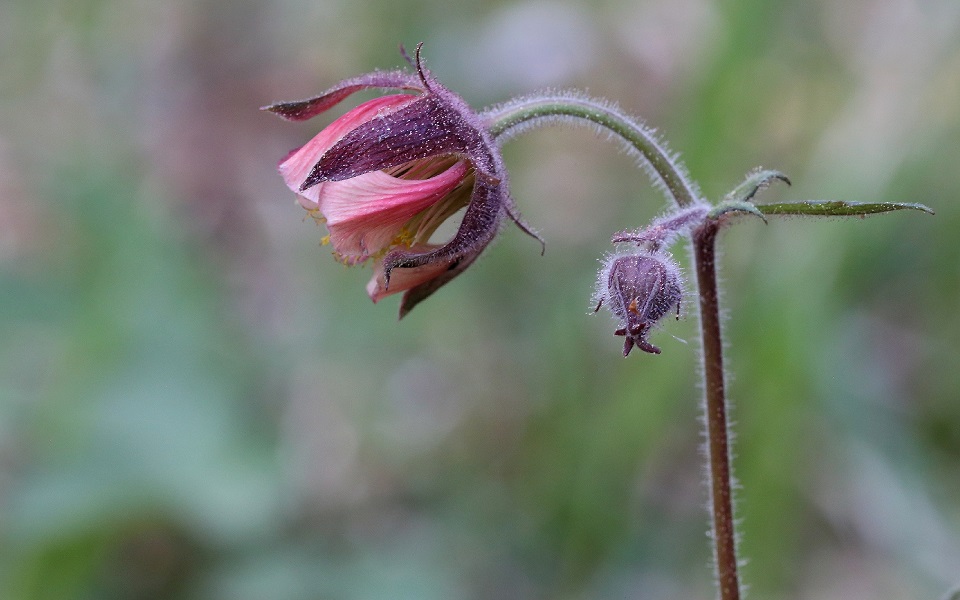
264;45;540;317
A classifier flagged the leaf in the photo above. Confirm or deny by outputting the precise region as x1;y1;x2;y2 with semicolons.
756;200;934;217
708;200;767;223
724;169;791;204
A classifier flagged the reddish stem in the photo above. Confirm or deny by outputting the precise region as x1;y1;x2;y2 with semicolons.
693;221;741;600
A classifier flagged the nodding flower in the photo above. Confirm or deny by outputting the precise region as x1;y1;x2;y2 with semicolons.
263;44;540;318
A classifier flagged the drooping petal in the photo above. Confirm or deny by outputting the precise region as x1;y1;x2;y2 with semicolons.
261;71;425;121
398;250;482;318
366;245;454;302
316;161;470;260
381;178;503;281
301;95;491;190
279;95;417;199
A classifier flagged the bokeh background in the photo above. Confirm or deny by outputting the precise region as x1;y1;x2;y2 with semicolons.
2;0;959;598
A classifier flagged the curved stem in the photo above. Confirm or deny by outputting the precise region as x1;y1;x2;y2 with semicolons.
693;221;741;600
484;95;700;209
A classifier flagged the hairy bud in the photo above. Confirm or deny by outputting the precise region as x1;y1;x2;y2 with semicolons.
594;251;683;356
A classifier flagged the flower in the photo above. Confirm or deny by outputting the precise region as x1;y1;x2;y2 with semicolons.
263;44;540;318
594;251;684;356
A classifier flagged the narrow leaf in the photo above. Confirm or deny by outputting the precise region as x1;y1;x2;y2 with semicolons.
756;200;934;217
708;200;767;223
724;169;791;204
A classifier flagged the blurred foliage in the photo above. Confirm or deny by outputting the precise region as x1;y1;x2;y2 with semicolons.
1;0;959;598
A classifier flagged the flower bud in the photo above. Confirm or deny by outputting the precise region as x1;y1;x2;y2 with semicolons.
594;251;683;356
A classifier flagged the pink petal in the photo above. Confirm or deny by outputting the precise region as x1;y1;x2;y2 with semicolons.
319;161;470;260
365;246;454;303
278;94;417;199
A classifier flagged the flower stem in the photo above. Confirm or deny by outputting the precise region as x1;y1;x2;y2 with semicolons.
693;220;741;600
484;95;700;209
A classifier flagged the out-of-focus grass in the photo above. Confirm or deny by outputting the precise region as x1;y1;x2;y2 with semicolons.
2;0;959;598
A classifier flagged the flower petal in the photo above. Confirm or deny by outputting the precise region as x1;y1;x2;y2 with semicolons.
365;238;484;318
382;178;503;279
362;178;505;317
366;245;453;302
317;161;470;260
279;95;417;198
261;71;424;121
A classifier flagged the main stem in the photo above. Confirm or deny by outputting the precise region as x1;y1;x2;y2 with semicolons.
693;221;740;600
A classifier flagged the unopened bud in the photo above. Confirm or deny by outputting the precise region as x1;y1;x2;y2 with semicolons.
594;251;683;356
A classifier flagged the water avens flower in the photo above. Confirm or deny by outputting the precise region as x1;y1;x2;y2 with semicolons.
263;44;538;317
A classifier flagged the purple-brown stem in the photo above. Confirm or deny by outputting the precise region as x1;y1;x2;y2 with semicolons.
693;220;741;600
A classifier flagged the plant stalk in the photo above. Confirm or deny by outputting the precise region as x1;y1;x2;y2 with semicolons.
485;95;700;209
693;220;741;600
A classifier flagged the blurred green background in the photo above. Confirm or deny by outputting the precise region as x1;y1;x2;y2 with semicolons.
2;0;959;598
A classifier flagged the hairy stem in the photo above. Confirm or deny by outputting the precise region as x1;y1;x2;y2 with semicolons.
693;220;741;600
484;95;700;208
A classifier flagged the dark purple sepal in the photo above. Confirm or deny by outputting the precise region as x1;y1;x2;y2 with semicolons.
300;95;488;190
504;199;545;255
398;251;482;319
260;70;424;121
